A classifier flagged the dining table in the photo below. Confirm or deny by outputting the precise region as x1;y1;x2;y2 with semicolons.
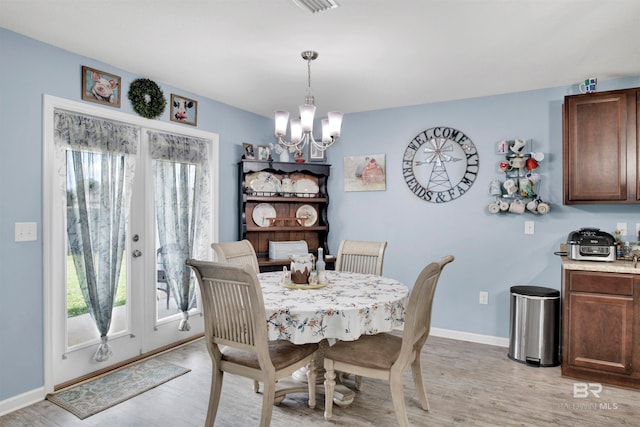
258;270;409;406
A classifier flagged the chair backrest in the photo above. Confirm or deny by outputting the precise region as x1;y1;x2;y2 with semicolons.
335;240;387;275
186;259;269;357
398;255;454;364
211;239;260;274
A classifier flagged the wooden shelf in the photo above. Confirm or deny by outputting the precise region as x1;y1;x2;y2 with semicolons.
238;160;332;272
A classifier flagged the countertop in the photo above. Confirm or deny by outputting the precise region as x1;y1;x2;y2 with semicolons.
561;256;640;274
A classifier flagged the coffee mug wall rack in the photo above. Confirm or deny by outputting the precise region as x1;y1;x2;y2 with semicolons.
487;138;550;215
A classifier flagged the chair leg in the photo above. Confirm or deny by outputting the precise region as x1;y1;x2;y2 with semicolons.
260;381;276;427
306;355;317;409
205;369;224;427
389;373;410;427
411;356;430;411
323;360;336;420
253;380;260;393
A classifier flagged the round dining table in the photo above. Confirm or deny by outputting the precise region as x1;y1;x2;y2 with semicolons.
259;270;409;344
258;270;409;406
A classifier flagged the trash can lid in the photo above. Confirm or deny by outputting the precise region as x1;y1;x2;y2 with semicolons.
510;285;559;297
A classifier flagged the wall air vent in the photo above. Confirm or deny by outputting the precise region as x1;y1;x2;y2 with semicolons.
292;0;339;14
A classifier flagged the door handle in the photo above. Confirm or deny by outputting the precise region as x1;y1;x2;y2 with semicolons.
132;249;142;258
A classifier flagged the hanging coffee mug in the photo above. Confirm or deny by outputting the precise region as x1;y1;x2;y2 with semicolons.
488;201;500;214
526;172;541;184
531;152;545;162
503;179;518;196
508;157;526;169
509;199;525;214
510;139;526;153
537;201;550;215
489;179;502;196
579;78;597;94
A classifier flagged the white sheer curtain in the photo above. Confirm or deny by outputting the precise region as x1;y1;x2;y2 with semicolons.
148;130;212;331
54;110;139;362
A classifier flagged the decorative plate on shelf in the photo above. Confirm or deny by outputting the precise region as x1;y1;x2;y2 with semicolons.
246;172;280;194
293;178;319;197
296;205;318;227
252;203;276;227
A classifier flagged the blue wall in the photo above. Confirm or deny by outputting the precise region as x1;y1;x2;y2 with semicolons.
2;27;640;404
0;28;270;402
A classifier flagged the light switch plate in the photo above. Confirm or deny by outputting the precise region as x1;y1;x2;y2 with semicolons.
15;222;37;242
524;221;534;235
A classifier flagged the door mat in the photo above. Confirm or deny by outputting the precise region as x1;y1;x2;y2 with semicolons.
46;358;190;419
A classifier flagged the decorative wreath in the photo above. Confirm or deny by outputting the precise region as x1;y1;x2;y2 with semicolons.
127;78;166;119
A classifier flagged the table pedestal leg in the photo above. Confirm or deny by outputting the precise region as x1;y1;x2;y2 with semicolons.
275;340;355;406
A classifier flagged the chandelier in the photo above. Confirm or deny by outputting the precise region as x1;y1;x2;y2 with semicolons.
274;50;343;152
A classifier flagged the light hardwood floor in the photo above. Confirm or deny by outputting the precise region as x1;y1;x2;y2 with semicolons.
2;335;638;426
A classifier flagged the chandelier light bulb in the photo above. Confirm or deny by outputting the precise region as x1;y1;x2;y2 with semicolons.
290;118;303;144
274;110;290;137
299;104;316;132
321;119;331;143
327;111;343;137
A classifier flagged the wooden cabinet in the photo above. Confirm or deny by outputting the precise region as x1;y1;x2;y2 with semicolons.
238;160;333;272
563;87;640;204
562;269;640;389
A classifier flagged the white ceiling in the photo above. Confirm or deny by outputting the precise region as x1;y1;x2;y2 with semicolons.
2;0;640;119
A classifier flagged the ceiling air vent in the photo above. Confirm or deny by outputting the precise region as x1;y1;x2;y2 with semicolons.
292;0;339;14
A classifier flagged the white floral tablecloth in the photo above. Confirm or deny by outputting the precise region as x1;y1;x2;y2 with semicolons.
258;271;409;344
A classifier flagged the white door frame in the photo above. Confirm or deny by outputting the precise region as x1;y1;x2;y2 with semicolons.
42;94;219;393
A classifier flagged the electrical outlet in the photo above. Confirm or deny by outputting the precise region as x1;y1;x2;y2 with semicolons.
479;291;489;305
524;221;534;235
617;222;628;236
15;222;37;242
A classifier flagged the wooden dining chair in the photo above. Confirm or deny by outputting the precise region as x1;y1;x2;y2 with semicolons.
211;239;260;273
211;239;262;392
323;255;454;427
186;259;319;427
335;239;388;389
335;239;388;275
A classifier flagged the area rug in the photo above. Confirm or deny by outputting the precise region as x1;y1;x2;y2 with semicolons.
46;358;190;419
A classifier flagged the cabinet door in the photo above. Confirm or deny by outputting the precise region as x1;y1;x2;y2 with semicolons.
563;91;629;203
566;292;633;374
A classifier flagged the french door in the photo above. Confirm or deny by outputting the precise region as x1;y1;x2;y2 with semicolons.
43;95;218;389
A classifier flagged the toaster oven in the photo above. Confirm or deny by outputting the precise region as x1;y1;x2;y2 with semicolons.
566;228;616;262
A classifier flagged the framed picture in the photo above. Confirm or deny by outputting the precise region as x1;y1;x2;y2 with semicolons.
309;143;326;162
243;143;255;160
344;154;387;192
257;145;271;161
81;66;121;107
170;94;198;126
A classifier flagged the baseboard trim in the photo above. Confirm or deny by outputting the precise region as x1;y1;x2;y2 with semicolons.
430;327;509;348
0;387;45;417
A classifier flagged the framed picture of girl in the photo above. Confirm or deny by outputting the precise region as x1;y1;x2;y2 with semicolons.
242;143;255;160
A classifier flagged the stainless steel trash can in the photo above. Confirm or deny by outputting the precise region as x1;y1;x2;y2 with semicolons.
508;285;560;367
